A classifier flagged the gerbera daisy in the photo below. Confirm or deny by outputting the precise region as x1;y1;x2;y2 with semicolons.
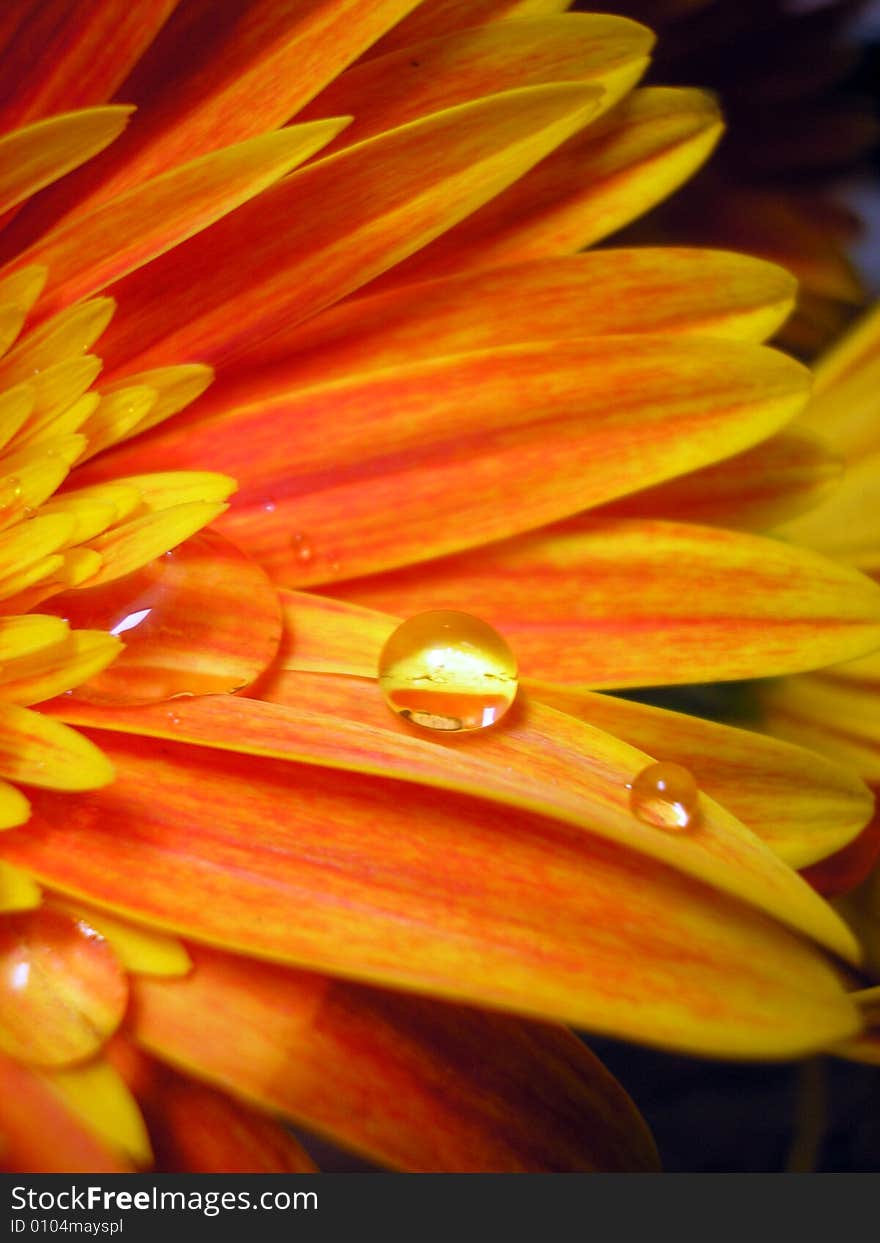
0;0;878;1173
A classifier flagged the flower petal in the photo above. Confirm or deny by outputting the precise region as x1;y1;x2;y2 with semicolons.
0;730;861;1057
299;13;652;154
130;944;660;1172
528;684;873;869
0;106;132;215
599;429;843;532
0;861;41;913
46;1057;152;1168
109;1039;319;1173
0;700;114;790
335;519;880;685
759;667;880;785
0;630;121;707
94;337;809;585
0;0;422;252
774;453;880;574
236;248;798;379
0;906;128;1068
95;85;604;374
368;0;572;57
0;1049;131;1172
50;678;860;961
18;121;352;323
379;86;723;285
0;0;175;130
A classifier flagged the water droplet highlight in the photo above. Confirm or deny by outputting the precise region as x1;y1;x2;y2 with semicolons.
628;761;700;831
378;610;518;733
291;532;313;563
0;475;23;525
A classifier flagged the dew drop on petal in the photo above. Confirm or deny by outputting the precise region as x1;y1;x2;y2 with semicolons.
378;610;518;733
628;761;700;831
290;531;313;563
0;475;23;524
0;907;128;1067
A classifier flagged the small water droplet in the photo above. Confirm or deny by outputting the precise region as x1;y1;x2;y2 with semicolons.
378;610;518;733
262;499;277;514
0;475;23;522
291;531;313;563
628;761;700;831
166;710;182;727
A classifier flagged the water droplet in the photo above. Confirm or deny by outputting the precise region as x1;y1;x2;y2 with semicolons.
0;908;127;1067
628;761;700;831
291;531;313;563
44;531;278;704
378;610;518;733
0;475;23;522
262;499;277;514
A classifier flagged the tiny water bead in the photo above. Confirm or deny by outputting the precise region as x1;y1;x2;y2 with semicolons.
378;610;518;733
291;531;313;563
628;761;701;832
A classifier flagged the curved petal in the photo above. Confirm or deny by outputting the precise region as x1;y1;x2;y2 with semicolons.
379;86;723;285
527;684;874;869
299;14;652;153
19;120;351;322
91;338;809;585
599;429;843;532
0;0;175;130
0;1049;131;1172
0;107;132;216
94;84;604;374
334;519;880;685
130;944;659;1172
0;729;861;1058
109;1038;318;1173
50;680;861;961
367;0;573;57
234;249;798;378
0;0;421;254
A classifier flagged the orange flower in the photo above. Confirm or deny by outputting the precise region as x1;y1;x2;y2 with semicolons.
0;0;878;1172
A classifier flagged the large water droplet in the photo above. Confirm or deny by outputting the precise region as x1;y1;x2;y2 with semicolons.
378;610;518;732
628;761;700;831
45;530;282;704
0;907;128;1067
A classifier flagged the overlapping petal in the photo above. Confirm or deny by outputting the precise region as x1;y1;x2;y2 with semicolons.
88;338;811;585
332;520;880;684
128;944;660;1172
0;718;861;1058
91;85;604;374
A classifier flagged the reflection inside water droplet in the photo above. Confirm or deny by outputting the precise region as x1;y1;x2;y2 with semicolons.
628;761;700;831
378;610;518;733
